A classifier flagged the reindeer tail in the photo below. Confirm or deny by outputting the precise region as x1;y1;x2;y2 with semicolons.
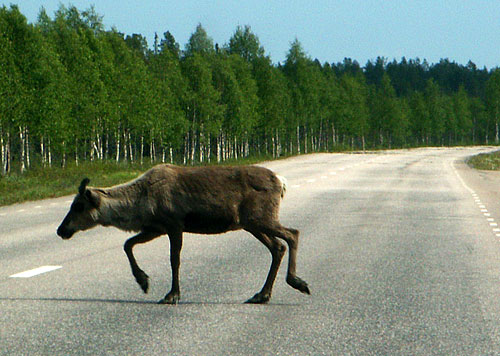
276;175;288;199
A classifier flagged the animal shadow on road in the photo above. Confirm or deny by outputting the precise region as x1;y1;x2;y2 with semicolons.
0;296;302;307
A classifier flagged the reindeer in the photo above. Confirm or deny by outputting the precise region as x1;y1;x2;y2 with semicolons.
57;164;310;304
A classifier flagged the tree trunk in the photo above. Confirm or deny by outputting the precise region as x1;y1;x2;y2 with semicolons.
40;136;45;167
19;126;25;173
75;138;79;166
128;132;133;163
25;127;30;169
48;137;52;167
217;131;222;163
61;141;66;168
140;135;144;165
496;121;499;144
150;135;156;163
332;122;336;148
115;129;121;163
1;130;10;175
296;125;301;154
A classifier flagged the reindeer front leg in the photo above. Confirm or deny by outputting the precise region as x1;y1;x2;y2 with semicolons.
159;230;183;304
124;231;161;293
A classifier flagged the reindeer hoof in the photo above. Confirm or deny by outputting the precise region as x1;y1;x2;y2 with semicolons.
134;270;149;294
287;275;310;295
245;292;270;304
158;292;180;305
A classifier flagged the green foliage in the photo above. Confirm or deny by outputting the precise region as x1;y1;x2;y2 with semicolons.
184;23;214;57
0;4;497;185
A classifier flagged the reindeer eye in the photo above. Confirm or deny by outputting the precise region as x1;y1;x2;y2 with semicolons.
73;202;84;213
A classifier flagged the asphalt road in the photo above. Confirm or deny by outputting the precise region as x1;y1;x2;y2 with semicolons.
1;147;500;355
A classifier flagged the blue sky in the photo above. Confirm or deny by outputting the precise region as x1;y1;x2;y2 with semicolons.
7;0;500;69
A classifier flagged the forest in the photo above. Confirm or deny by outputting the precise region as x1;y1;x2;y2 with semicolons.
1;4;500;175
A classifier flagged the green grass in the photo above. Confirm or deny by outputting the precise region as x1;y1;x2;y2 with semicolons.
467;151;500;170
0;161;150;206
0;154;280;207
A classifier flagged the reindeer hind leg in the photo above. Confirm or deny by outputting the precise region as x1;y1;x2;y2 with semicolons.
263;223;310;295
245;230;286;304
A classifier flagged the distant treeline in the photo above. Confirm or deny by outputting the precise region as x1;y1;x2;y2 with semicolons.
1;5;500;174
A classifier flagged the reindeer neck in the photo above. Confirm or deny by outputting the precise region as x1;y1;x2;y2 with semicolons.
96;181;144;231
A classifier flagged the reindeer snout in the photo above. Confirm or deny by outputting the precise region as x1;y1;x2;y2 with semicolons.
57;225;74;239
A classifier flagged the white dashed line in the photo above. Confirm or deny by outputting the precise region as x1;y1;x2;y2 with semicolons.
453;162;500;240
307;179;316;183
9;266;62;278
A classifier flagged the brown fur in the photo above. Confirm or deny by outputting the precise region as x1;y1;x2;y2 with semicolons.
57;164;310;304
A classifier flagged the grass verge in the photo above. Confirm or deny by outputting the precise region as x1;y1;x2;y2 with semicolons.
0;154;277;207
467;150;500;170
0;161;151;206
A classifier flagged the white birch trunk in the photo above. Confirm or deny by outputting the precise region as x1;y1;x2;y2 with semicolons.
19;126;25;173
296;125;300;154
25;127;30;169
128;132;133;163
116;130;121;163
140;136;144;165
48;137;52;167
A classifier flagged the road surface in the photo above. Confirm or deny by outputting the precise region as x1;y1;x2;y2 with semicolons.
1;147;500;355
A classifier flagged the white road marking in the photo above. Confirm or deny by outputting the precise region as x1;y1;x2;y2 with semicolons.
329;172;337;175
291;184;301;188
16;209;26;213
452;161;500;238
307;179;316;183
10;266;62;278
35;205;42;209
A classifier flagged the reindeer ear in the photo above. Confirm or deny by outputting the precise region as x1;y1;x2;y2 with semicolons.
79;178;90;195
85;189;100;208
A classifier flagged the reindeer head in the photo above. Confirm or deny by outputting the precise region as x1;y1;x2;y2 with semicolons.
57;178;101;239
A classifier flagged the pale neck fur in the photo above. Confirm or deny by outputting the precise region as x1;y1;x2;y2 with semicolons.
95;179;145;232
